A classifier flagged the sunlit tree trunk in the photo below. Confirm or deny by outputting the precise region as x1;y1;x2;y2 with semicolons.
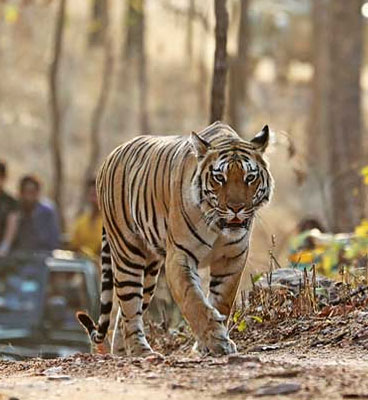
49;0;67;228
328;0;364;232
228;0;249;130
210;0;229;123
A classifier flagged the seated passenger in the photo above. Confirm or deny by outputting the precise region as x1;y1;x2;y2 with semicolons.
13;175;60;252
70;178;102;258
0;161;19;256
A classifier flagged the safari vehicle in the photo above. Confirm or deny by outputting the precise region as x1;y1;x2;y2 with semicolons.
0;251;99;360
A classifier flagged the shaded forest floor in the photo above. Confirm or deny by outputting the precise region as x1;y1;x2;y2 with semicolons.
0;309;368;400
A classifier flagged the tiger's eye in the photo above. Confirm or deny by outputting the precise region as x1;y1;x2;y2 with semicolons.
245;173;257;184
213;173;225;185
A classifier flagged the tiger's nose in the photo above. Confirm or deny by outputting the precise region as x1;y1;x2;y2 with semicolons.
228;203;245;213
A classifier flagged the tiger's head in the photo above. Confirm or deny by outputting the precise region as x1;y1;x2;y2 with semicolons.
190;125;273;234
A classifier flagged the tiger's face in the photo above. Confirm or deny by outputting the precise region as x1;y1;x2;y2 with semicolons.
190;126;273;233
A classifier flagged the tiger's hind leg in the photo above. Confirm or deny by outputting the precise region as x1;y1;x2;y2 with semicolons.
111;255;164;355
112;257;151;356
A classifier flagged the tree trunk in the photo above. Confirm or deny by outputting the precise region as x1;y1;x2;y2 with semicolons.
49;0;67;229
304;0;332;228
328;0;364;232
309;0;330;164
228;0;249;130
81;3;113;208
124;0;149;132
186;0;195;67
210;0;229;123
88;0;108;47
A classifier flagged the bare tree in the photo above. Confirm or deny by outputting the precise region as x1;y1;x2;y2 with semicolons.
228;0;249;130
210;0;229;123
49;0;67;228
88;0;108;47
328;0;364;232
186;0;195;66
309;0;330;165
124;0;149;132
83;2;114;204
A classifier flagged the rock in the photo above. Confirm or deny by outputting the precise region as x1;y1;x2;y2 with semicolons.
42;366;63;376
254;382;302;396
227;354;261;364
255;268;338;303
225;384;249;394
47;375;71;381
248;344;281;352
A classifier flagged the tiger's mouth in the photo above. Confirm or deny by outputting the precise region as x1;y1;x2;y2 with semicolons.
218;218;251;230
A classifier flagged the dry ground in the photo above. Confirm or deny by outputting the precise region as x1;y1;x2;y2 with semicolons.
0;348;367;400
0;311;368;400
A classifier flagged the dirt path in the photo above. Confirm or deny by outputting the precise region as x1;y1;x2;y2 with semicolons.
0;347;367;400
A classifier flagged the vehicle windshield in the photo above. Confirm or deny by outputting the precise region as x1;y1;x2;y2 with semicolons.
0;259;45;327
45;270;90;331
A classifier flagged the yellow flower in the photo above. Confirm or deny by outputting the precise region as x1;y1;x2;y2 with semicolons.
361;166;368;176
4;5;18;24
361;166;368;185
355;220;368;237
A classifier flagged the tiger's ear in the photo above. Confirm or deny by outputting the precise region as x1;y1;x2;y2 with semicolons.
190;131;211;158
250;125;269;153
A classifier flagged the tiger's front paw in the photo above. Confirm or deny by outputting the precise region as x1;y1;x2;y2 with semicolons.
194;318;237;356
193;335;237;356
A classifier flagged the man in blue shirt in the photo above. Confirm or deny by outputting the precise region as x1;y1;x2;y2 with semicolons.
13;175;60;252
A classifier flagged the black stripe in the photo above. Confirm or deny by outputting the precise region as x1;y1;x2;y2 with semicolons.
228;248;248;260
100;301;113;314
150;194;160;243
125;329;143;339
97;320;110;336
117;292;143;301
101;241;110;253
148;268;160;277
102;280;113;291
115;264;141;277
101;255;111;265
120;255;144;270
179;158;212;248
225;232;247;246
153;144;168;200
145;259;160;275
143;284;156;294
114;280;143;289
172;238;199;265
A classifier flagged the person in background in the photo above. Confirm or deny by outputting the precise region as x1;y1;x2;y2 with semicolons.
13;175;60;252
70;178;102;259
0;161;19;256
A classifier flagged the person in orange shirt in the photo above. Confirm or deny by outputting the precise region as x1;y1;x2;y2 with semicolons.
70;178;102;259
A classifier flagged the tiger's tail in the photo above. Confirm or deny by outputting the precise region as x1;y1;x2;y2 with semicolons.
77;227;113;345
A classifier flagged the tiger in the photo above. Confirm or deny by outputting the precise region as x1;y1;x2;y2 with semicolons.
77;121;273;356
